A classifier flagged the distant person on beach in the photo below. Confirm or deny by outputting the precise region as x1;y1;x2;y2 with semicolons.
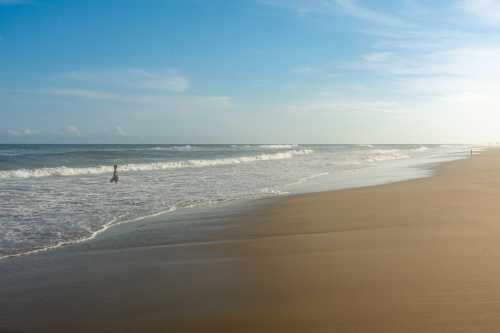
110;164;119;183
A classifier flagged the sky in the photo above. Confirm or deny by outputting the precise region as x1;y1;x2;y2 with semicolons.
2;0;500;144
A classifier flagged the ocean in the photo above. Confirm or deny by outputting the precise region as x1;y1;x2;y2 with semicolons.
0;144;472;258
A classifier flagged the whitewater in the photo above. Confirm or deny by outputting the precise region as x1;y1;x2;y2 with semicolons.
0;144;472;258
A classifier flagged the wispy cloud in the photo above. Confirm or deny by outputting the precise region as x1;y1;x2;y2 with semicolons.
63;69;189;93
278;100;400;114
338;24;500;125
113;125;126;137
42;88;118;100
461;0;500;26
335;0;408;27
35;67;233;112
260;0;409;27
397;47;500;102
262;0;500;140
8;128;33;136
257;0;336;15
64;125;81;137
362;51;391;63
39;87;232;111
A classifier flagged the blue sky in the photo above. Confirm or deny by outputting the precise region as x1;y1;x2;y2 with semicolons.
2;0;500;143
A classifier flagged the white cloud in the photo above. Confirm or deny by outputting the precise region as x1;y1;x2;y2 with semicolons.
21;128;32;135
462;0;500;26
262;0;500;141
36;68;234;115
42;88;118;100
279;100;400;114
113;125;126;136
258;0;336;15
342;40;500;128
63;69;189;93
354;45;500;94
362;52;391;62
260;0;409;27
64;125;81;137
335;0;408;27
40;87;232;111
400;47;500;104
8;128;32;136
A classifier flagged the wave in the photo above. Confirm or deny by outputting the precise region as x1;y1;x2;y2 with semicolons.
415;146;429;152
145;145;300;152
260;188;290;196
0;206;178;260
144;145;193;151
258;144;299;149
286;172;329;187
0;152;22;157
363;149;410;162
0;149;314;179
144;145;301;152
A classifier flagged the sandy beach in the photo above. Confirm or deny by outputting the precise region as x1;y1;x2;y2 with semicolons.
3;148;500;332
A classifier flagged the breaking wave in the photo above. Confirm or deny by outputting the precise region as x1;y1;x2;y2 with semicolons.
0;149;314;179
258;144;299;149
144;145;194;151
363;149;410;162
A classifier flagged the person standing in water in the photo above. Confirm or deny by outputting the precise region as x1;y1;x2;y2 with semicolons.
110;164;119;183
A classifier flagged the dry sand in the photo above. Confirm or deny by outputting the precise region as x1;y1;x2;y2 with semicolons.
3;148;500;332
227;148;500;332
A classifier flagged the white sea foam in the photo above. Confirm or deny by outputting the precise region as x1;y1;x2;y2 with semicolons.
258;144;299;149
0;152;22;157
145;145;193;151
0;206;178;260
0;144;473;259
286;172;329;187
415;146;429;152
260;187;290;196
363;149;410;162
0;149;314;179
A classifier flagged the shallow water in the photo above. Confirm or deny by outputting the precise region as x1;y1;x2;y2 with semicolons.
0;144;472;257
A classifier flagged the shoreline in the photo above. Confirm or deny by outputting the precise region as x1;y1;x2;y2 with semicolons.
0;146;473;261
2;148;497;332
0;207;178;261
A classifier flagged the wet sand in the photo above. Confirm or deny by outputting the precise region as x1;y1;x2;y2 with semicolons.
3;148;500;332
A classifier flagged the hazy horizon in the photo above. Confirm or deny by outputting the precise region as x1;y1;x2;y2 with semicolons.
2;1;500;144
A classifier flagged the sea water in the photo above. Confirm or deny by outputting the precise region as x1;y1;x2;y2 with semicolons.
0;144;472;258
